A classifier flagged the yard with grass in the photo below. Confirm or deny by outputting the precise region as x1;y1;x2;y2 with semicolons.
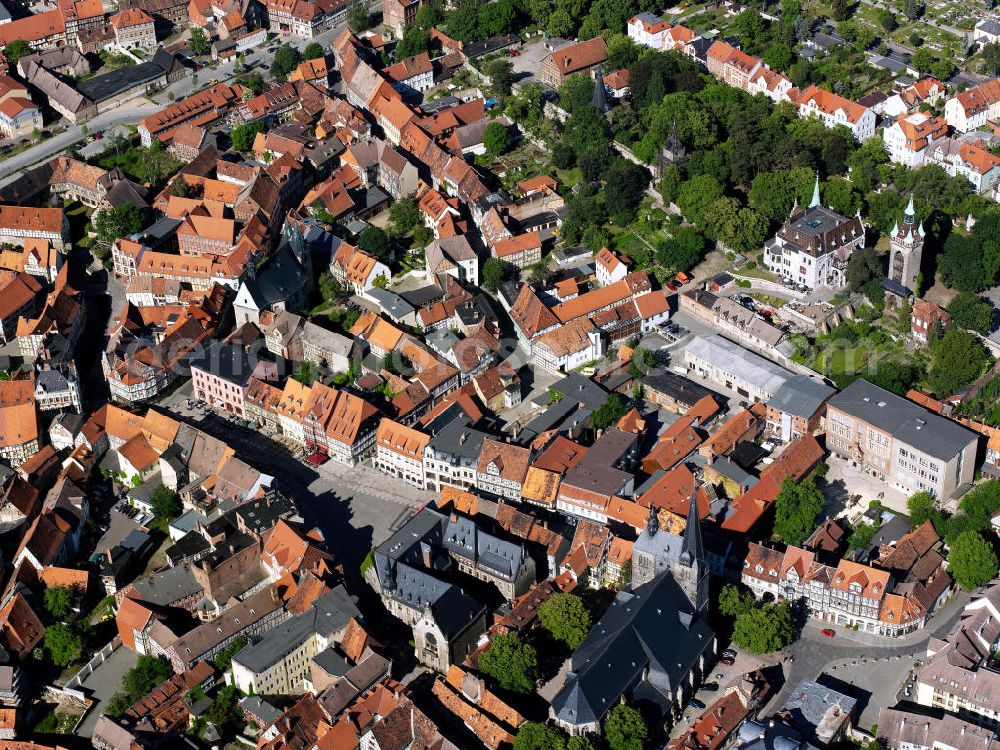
733;263;778;282
792;309;931;392
97;145;182;188
749;292;789;309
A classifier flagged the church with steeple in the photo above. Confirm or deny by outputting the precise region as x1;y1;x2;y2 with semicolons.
550;484;716;735
631;485;709;612
763;174;865;290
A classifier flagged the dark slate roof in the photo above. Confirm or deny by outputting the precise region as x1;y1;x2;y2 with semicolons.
366;288;414;320
372;508;494;636
165;530;211;566
77;60;169;103
881;277;911;298
767;375;835;419
399;285;444;308
187;340;255;387
232;587;361;673
243;245;305;309
426;417;487;459
136;216;183;245
443;512;523;580
827;379;977;461
523;373;607;436
104;178;149;210
463;34;520;59
550;572;715;728
131;564;201;606
641;368;719;408
239;696;282;726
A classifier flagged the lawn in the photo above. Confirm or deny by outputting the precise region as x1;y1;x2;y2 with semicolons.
97;146;182;188
555;167;583;191
749;292;789;309
734;264;777;282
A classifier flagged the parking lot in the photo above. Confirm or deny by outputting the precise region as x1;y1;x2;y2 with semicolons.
510;37;571;88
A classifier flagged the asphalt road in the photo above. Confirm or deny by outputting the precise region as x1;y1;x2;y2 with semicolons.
771;589;971;717
0;104;158;183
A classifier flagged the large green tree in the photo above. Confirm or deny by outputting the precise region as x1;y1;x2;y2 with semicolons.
908;491;937;528
447;0;483;41
395;26;430;59
846;246;883;294
603;704;647;750
188;28;210;56
271;44;303;80
478;633;538;693
150;484;181;520
484;122;511;156
539;593;591;650
44;586;74;619
358;226;390;261
773;477;824;547
389;197;421;235
948;531;999;590
946;292;995;335
482;257;516;292
3;40;31;69
44;622;83;667
95;204;146;248
347;0;371;31
677;174;724;227
485;59;515;98
928;328;991;396
592;393;630;430
478;0;517;38
230;121;264;152
514;722;566;750
656;226;705;274
732;601;796;654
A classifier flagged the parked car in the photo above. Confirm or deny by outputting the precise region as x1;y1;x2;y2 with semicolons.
722;648;737;659
821;628;836;638
720;656;735;666
666;281;679;292
688;698;706;710
701;682;719;692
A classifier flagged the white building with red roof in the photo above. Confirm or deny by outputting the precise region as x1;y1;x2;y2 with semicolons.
797;85;876;141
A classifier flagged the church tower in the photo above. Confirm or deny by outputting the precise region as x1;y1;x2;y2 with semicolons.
591;66;611;114
672;484;709;614
889;195;924;295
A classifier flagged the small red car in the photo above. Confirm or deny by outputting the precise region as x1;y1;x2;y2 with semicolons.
821;628;836;638
507;48;521;56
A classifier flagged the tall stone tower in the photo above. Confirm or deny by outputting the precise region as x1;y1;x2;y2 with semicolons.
672;484;709;614
889;195;924;295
